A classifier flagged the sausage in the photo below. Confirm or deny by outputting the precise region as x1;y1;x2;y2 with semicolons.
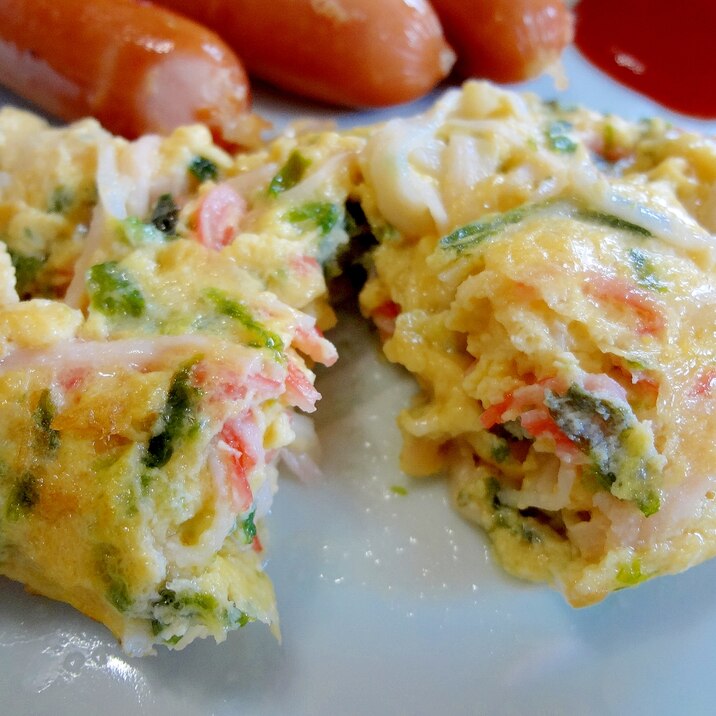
0;0;253;142
429;0;574;83
152;0;455;107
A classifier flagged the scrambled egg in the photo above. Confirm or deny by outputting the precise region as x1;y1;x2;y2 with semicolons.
0;110;345;653
1;81;716;653
357;83;716;605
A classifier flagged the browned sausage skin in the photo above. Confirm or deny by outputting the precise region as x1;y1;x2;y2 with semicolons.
0;0;254;142
430;0;574;83
153;0;455;107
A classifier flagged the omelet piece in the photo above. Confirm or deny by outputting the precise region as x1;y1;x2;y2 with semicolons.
3;79;716;651
358;82;716;605
0;110;341;653
0;333;281;653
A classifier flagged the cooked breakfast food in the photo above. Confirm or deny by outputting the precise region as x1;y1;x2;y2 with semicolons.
1;80;715;654
0;0;262;145
357;82;716;605
0;109;339;654
0;0;575;136
429;0;573;83
153;0;455;108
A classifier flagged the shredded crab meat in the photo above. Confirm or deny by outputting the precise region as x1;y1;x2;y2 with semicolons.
570;159;716;266
63;204;108;308
279;412;323;483
280;151;356;204
258;292;338;366
499;461;577;512
0;243;18;305
196;183;247;250
0;334;266;377
218;412;263;512
284;361;321;413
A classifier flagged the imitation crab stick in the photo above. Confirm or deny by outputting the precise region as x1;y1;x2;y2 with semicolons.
153;0;455;107
0;0;253;143
429;0;574;82
196;184;247;250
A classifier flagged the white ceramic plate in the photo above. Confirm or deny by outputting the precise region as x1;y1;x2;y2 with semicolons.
2;47;716;716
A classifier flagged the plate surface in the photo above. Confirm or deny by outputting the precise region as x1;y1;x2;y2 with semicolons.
1;47;716;716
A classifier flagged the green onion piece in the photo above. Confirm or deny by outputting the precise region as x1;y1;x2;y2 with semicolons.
87;261;146;318
33;389;60;453
118;216;166;246
285;201;340;235
491;441;511;463
96;545;133;612
602;122;617;157
241;510;257;544
544;99;577;113
545;120;578;153
8;249;45;297
577;210;652;237
151;588;220;622
637;490;661;518
206;288;284;358
616;559;648;586
231;611;252;628
180;592;219;611
628;248;667;292
440;204;532;253
48;185;74;214
268;151;311;196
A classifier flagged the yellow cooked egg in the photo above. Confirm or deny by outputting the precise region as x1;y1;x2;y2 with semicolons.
1;81;715;653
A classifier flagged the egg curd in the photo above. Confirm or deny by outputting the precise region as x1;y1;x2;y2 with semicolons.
357;83;716;606
0;109;345;654
1;81;715;653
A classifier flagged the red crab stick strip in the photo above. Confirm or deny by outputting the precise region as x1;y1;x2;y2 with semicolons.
153;0;455;107
0;0;252;142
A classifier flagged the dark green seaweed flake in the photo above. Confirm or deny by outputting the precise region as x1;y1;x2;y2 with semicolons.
143;360;202;469
188;156;219;183
150;194;179;234
33;389;60;454
6;473;40;520
545;384;661;516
